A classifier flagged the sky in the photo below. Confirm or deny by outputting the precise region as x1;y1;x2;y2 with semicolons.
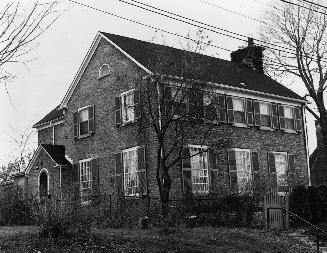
0;0;317;166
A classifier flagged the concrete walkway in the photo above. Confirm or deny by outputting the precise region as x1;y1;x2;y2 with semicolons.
0;226;37;237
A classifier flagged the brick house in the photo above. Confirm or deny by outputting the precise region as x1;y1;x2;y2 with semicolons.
19;32;310;205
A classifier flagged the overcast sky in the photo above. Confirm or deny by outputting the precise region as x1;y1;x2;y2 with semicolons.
0;0;316;165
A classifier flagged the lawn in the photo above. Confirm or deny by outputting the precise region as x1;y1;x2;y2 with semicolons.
0;226;315;253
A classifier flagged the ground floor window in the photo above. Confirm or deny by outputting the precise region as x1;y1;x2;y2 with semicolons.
228;149;253;194
182;145;209;194
123;147;139;196
79;158;92;204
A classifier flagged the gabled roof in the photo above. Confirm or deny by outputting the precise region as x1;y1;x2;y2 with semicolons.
24;144;71;175
37;32;305;126
40;144;71;166
33;105;65;128
100;32;304;101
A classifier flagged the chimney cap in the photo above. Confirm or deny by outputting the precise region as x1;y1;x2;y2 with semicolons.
248;37;254;47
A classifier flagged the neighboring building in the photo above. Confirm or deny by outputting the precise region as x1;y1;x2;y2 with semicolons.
18;32;310;205
309;121;327;186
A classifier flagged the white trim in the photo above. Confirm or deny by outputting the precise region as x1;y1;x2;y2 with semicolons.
98;63;110;79
25;145;59;175
99;33;152;75
78;104;91;112
60;32;152;108
79;158;93;205
303;107;311;186
153;75;307;106
228;148;251;152
38;168;50;194
188;144;208;149
34;118;65;130
60;33;102;108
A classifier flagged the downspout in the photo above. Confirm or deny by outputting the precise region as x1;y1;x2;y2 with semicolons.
52;122;55;145
303;105;311;186
59;165;62;202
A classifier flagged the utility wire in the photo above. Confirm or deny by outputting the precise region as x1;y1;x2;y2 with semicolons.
281;0;327;15
196;0;266;24
66;0;231;52
298;0;327;10
120;0;300;57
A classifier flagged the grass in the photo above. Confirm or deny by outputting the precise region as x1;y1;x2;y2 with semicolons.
0;226;315;253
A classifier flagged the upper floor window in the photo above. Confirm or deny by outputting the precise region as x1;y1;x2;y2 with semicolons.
278;105;303;131
171;86;187;117
253;101;275;128
73;105;95;138
228;149;253;195
203;92;226;122
98;64;110;79
227;96;246;124
115;89;140;125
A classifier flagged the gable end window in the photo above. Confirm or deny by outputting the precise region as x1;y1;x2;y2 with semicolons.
73;105;95;138
98;64;110;79
115;89;140;125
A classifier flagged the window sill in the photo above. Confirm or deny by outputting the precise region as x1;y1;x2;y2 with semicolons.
232;123;249;128
282;129;298;134
75;132;94;140
97;74;109;80
259;126;276;132
117;119;139;127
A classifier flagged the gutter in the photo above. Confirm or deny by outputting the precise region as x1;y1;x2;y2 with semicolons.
145;74;308;105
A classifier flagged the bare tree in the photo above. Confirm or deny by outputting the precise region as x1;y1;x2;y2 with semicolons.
138;30;229;215
0;1;59;85
260;0;327;145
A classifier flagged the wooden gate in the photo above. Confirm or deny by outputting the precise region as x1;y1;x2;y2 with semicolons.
264;192;289;229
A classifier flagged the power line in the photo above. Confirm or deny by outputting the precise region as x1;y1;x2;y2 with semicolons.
298;0;327;10
196;0;266;24
66;0;231;52
119;0;300;58
281;0;327;15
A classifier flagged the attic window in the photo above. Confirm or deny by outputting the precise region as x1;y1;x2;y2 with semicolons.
98;64;110;79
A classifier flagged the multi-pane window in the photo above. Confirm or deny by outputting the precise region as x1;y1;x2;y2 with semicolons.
233;98;246;123
79;159;92;204
171;86;187;116
121;147;148;196
79;107;89;135
182;145;209;194
73;106;95;138
228;149;253;195
259;102;271;127
122;90;135;123
274;153;288;189
98;64;110;78
115;90;140;125
284;106;295;130
190;146;209;194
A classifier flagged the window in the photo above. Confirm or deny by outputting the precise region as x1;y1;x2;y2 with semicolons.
275;153;288;189
73;105;95;138
122;90;135;123
254;101;272;127
115;89;140;125
182;145;209;194
228;149;253;195
203;93;226;122
120;146;147;196
99;64;110;78
79;158;92;204
171;86;187;117
279;105;295;131
268;152;295;193
227;96;246;124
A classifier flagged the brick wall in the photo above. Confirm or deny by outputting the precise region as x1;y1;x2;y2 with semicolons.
35;37;309;206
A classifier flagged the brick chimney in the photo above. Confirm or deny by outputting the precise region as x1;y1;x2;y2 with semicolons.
315;120;323;147
230;38;264;73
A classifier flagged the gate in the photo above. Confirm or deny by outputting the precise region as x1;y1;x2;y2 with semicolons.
264;192;289;229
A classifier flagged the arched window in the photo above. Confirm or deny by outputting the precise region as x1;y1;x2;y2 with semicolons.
99;64;110;78
39;169;49;198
